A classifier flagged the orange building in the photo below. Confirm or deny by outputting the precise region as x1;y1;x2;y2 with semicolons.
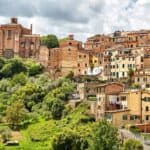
85;34;112;52
0;18;40;58
39;35;90;78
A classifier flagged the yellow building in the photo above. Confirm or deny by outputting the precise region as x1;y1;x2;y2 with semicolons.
103;90;150;127
89;54;99;69
142;90;150;123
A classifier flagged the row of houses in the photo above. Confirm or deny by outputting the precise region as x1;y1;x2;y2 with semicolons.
77;82;150;127
39;32;150;85
0;18;149;83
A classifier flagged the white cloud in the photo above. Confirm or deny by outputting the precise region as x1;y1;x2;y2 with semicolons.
0;0;150;41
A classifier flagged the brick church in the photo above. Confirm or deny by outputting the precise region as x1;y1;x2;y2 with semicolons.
0;18;40;58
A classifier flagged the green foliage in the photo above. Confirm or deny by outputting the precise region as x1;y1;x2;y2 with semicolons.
41;34;59;48
11;83;45;111
0;79;11;92
131;83;140;89
25;60;43;76
52;130;88;150
51;100;64;119
129;125;140;135
6;101;28;130
66;71;74;80
0;58;27;78
128;68;134;86
0;126;11;143
0;57;5;70
122;139;143;150
12;73;27;86
94;120;121;150
0;143;5;150
79;115;95;123
28;123;52;142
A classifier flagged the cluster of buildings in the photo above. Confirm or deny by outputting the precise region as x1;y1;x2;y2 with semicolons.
39;29;150;89
77;82;150;128
0;18;150;128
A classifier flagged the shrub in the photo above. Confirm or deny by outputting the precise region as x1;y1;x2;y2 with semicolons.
0;59;27;78
52;130;88;150
94;120;121;150
79;116;95;123
123;139;143;150
0;126;11;143
12;72;27;86
51;100;65;120
129;125;140;135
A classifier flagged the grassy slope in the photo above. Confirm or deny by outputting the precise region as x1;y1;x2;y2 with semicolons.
4;103;96;150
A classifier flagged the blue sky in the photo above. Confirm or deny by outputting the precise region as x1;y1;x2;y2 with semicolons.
0;0;150;41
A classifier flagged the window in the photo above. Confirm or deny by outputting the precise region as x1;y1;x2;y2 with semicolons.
121;96;126;101
116;64;118;68
69;42;72;45
130;64;132;68
79;55;81;58
130;115;134;120
145;115;149;121
85;63;87;67
122;115;128;120
20;42;25;48
84;55;86;58
141;57;143;62
122;64;125;68
78;63;80;67
116;72;119;78
84;71;87;75
78;69;81;72
68;48;71;51
146;106;149;111
8;30;12;39
122;72;125;77
130;115;139;120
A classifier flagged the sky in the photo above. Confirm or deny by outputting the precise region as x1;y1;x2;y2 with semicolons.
0;0;150;41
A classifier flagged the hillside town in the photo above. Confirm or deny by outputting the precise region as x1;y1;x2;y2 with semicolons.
0;18;150;132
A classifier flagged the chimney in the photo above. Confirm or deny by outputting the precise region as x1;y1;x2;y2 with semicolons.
11;17;18;24
69;34;74;40
30;24;32;33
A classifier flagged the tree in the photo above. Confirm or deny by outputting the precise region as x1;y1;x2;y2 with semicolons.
0;59;26;78
12;83;45;112
94;120;121;150
6;101;28;130
25;60;43;76
127;68;134;87
12;73;27;86
41;34;59;48
51;99;64;119
52;130;88;150
122;139;143;150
